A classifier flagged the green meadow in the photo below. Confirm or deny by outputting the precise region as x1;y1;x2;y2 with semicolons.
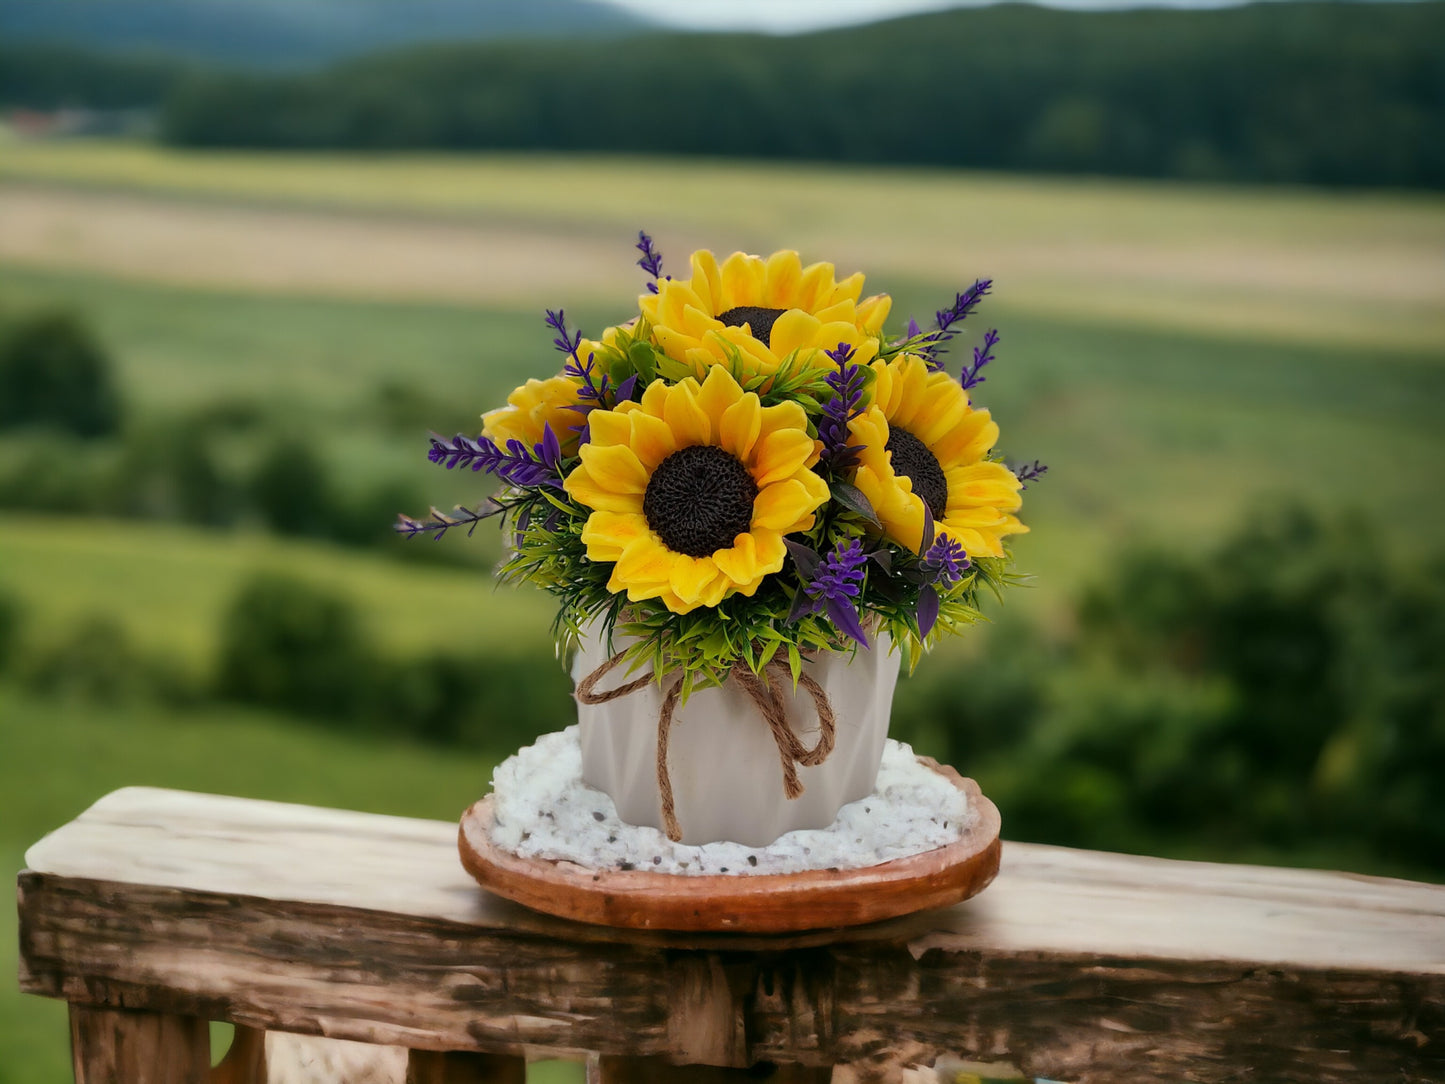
1;143;1443;1080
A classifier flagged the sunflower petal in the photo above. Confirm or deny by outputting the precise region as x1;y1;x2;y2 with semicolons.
751;478;819;532
763;250;803;307
711;531;761;586
696;365;744;429
769;310;824;360
662;381;711;447
670;555;723;605
581;511;651;562
797;261;836;311
718;393;763;461
750;428;816;487
614;537;677;586
586;409;632;449
577;442;649;494
719;251;764;310
564;466;644;514
689;250;722;313
628;410;678;469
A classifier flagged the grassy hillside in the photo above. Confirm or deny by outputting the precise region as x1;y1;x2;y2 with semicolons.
2;143;1441;352
0;514;552;670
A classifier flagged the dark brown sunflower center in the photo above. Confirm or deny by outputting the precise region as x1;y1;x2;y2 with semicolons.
886;427;948;519
643;444;758;557
716;305;787;348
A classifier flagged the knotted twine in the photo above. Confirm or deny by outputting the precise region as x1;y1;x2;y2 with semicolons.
575;651;837;842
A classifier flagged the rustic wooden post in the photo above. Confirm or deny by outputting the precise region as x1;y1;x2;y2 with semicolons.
405;1050;526;1084
69;1005;210;1084
211;1026;266;1084
593;1056;831;1082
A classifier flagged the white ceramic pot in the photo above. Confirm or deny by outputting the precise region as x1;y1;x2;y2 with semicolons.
574;631;900;847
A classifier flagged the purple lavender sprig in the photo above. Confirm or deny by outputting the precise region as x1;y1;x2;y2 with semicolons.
394;501;501;541
1012;459;1049;489
921;534;971;585
547;308;615;416
636;230;666;293
818;342;866;471
916;534;971;638
918;279;992;369
799;538;871;647
544;307;584;364
426;425;563;489
960;328;999;392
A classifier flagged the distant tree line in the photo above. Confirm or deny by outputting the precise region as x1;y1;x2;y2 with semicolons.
0;43;191;109
148;2;1445;189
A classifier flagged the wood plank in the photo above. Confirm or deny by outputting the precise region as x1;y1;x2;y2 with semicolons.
18;787;1445;1082
20;869;1445;1082
456;768;1001;933
22;786;1445;971
70;1005;210;1084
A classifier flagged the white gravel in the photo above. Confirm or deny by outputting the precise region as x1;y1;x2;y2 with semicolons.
488;726;970;876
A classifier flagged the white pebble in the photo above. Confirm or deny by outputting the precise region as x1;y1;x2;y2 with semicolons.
488;727;971;876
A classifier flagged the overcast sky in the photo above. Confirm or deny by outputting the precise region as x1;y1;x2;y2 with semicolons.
595;0;1245;34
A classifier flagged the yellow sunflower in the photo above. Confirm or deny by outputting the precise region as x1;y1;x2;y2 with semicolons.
564;365;830;614
482;373;586;456
639;249;892;381
849;355;1027;557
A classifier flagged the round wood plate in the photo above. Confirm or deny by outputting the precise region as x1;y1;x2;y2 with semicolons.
457;757;1001;933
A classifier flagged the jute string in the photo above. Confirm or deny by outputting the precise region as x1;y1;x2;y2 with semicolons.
575;651;837;842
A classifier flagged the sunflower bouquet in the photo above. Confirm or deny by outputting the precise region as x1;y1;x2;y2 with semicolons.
399;235;1041;702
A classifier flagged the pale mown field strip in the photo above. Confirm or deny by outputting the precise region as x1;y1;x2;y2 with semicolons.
2;141;1443;352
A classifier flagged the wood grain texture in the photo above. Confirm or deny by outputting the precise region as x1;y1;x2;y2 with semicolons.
18;787;1445;1083
69;1005;210;1084
457;766;1001;933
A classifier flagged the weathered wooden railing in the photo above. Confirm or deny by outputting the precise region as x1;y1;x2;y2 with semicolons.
16;787;1445;1083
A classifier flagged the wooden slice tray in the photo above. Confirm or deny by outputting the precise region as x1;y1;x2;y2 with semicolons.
457;757;1001;933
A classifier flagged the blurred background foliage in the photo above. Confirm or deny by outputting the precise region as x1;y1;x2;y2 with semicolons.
1;1;1443;1080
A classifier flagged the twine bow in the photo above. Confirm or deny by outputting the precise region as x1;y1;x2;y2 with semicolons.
575;652;837;842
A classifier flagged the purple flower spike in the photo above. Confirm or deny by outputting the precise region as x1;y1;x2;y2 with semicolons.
804;538;870;646
960;329;999;393
425;432;561;489
819;341;867;471
544;308;584;364
918;278;992;368
921;534;971;586
635;230;666;294
1013;459;1048;489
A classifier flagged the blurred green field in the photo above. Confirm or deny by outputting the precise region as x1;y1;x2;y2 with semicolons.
2;141;1443;350
0;513;553;669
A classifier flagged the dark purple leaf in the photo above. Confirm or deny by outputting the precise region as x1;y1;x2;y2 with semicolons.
826;596;871;648
917;584;940;638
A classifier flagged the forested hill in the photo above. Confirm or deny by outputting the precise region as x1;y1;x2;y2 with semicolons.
6;1;1443;190
158;1;1445;188
0;0;643;68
